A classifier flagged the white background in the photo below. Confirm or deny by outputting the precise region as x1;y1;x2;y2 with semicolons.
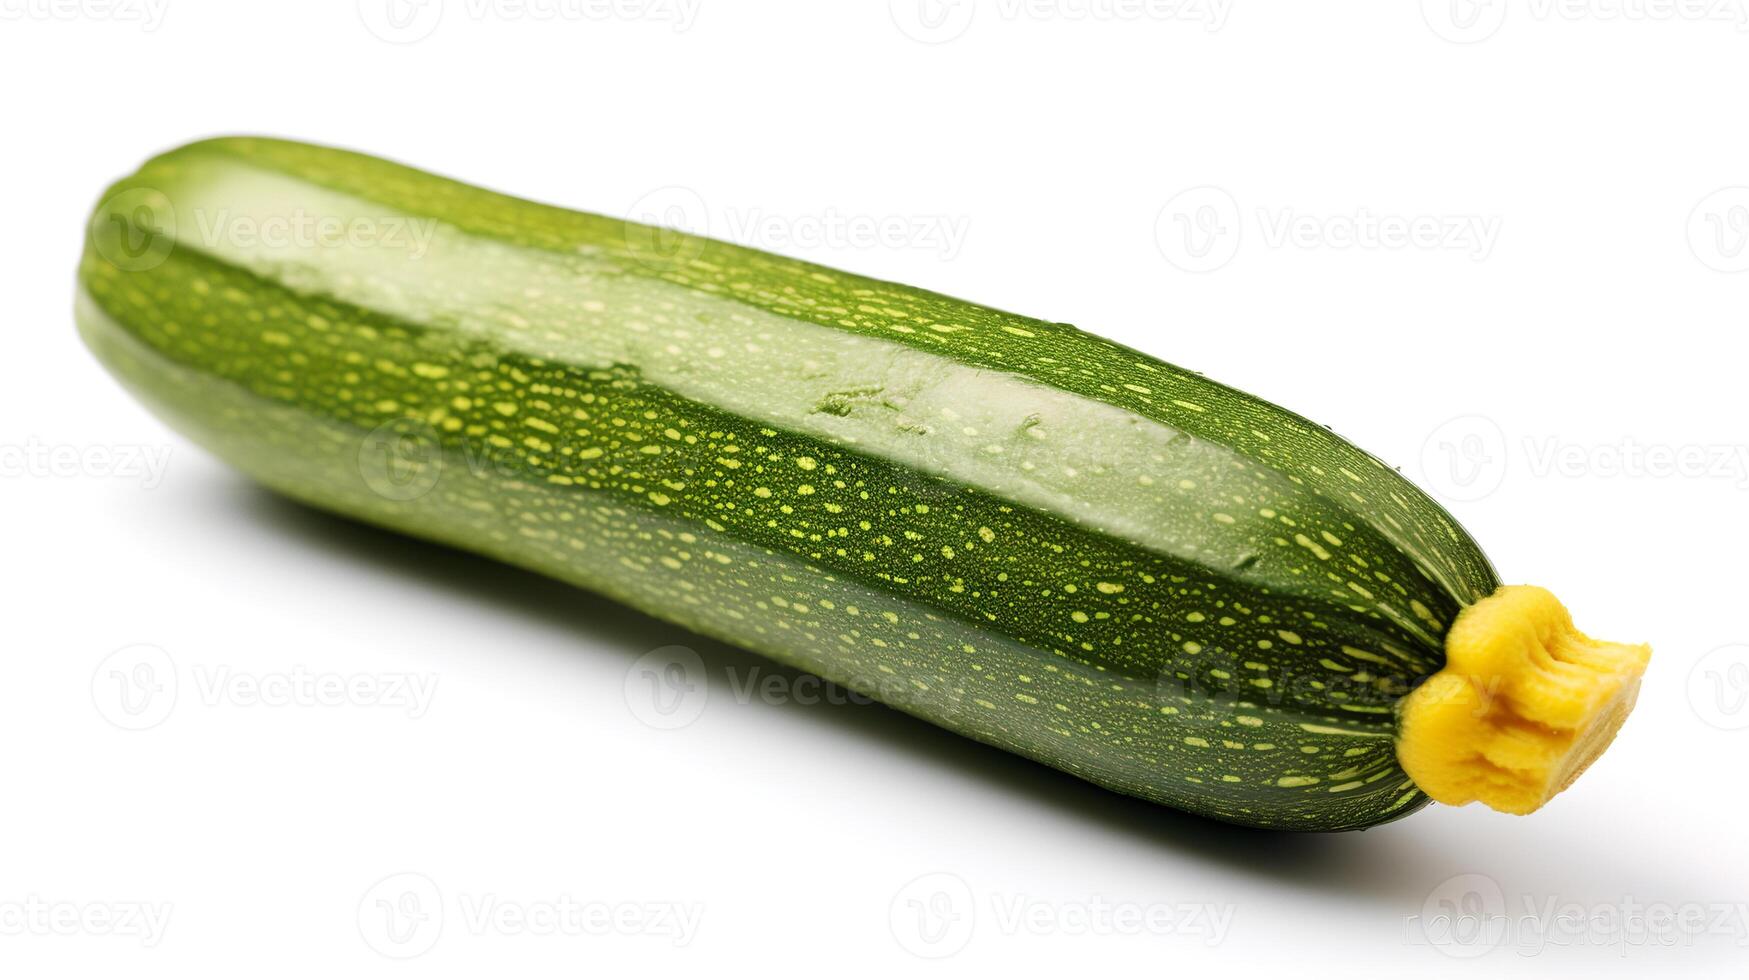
3;1;1747;975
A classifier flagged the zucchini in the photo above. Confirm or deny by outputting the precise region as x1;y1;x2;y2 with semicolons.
77;138;1650;831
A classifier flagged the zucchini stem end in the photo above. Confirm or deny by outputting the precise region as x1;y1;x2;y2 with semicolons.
1395;585;1650;816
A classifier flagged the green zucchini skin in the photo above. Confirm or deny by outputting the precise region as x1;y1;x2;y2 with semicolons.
78;138;1499;831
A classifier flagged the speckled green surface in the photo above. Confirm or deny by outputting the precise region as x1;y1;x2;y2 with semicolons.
78;137;1499;830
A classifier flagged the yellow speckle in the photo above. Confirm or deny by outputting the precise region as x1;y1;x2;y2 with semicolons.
1095;581;1123;594
978;526;995;543
1298;723;1390;739
412;362;449;379
1341;645;1392;665
796;457;817;470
